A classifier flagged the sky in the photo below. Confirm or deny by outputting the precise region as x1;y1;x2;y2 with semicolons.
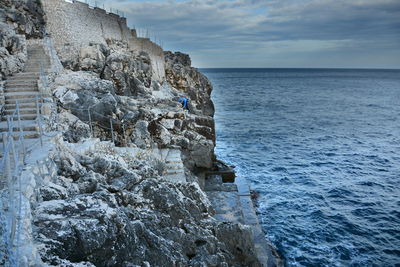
101;0;400;69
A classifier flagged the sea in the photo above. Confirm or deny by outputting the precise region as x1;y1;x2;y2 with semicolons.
202;68;400;267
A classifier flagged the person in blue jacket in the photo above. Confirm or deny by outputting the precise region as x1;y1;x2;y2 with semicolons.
178;97;189;111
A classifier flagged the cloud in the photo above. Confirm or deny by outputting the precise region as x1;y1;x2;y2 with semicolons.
105;0;400;68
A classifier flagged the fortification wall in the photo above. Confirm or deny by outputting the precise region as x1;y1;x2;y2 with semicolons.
42;0;135;47
130;37;165;82
41;0;165;81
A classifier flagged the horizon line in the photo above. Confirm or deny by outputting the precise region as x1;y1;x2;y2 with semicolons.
198;67;400;70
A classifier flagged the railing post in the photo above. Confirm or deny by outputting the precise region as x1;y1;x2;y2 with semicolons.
36;97;43;147
2;133;11;182
16;101;26;161
7;115;11;133
2;131;6;151
110;118;115;144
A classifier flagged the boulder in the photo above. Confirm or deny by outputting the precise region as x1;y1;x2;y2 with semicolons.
102;50;153;96
52;72;118;129
57;111;91;143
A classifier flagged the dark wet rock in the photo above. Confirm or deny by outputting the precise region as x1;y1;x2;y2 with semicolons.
0;25;26;80
0;0;46;39
216;223;261;267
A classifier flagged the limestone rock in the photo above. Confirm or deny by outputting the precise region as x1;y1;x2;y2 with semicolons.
79;43;109;73
52;71;118;130
102;50;153;96
165;51;215;117
32;141;260;266
0;24;26;80
0;0;46;39
58;111;91;143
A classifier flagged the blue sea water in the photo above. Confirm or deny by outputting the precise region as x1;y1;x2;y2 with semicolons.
202;68;400;267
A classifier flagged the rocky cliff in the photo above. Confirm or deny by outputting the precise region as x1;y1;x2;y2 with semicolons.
0;2;266;266
33;47;260;266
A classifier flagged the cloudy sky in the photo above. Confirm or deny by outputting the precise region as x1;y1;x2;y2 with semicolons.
103;0;399;68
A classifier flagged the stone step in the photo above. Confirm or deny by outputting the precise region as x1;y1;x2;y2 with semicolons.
0;125;37;133
27;57;47;61
23;68;44;72
4;88;39;93
1;114;37;121
166;166;184;171
27;49;45;54
4;108;37;115
26;58;49;61
0;120;37;132
5;84;38;90
165;160;182;165
4;92;45;100
166;162;184;167
12;72;41;76
25;62;50;67
163;173;186;183
6;79;38;84
6;75;38;80
6;79;39;83
166;163;184;169
25;65;49;70
1;131;40;140
5;83;38;88
5;102;38;109
27;55;47;58
5;98;38;105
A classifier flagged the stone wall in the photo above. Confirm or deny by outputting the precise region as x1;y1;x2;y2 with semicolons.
41;0;165;81
42;0;134;48
130;37;165;81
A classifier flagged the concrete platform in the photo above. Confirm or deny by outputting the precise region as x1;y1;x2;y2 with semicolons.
205;174;283;267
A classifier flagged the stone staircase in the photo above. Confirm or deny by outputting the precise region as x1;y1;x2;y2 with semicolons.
0;44;50;142
163;149;186;183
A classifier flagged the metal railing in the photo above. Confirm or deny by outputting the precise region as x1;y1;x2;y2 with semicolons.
64;105;127;146
0;55;50;265
0;101;26;266
66;0;125;18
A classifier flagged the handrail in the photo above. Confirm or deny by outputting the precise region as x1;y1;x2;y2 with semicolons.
0;100;26;265
67;0;126;18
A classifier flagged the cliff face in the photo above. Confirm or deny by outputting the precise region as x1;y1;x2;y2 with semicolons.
32;140;259;266
0;2;263;266
33;43;258;265
51;41;216;170
164;51;215;117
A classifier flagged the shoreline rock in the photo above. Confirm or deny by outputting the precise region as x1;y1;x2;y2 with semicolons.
0;1;282;266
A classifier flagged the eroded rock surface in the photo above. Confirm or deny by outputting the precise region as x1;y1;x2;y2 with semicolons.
0;0;46;39
165;51;215;117
32;141;260;266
